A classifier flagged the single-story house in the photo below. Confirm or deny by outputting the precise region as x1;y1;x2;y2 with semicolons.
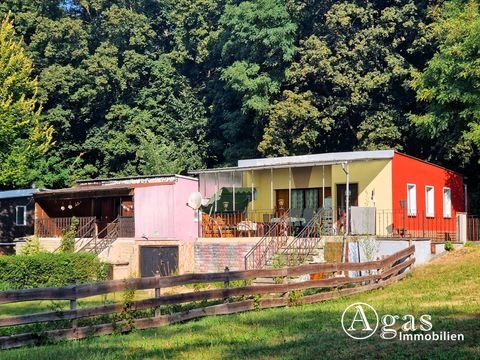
30;175;198;278
190;150;466;271
0;189;39;255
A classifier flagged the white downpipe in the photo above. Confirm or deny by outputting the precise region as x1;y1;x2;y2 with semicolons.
270;168;274;210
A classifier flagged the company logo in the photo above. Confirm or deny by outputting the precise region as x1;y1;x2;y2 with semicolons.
341;302;379;339
341;302;465;342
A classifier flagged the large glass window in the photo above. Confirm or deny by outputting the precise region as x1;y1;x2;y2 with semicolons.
305;189;319;209
407;184;417;216
277;188;328;211
291;189;304;209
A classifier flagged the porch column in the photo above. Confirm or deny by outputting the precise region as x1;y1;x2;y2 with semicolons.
251;170;255;210
215;173;219;212
345;163;350;235
270;168;274;210
232;171;236;212
288;167;292;210
322;165;325;208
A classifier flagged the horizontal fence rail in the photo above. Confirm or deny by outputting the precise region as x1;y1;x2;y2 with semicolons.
0;246;415;350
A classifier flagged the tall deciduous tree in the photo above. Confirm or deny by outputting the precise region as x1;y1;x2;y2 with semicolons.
260;0;433;156
209;0;297;163
411;0;480;166
0;15;52;188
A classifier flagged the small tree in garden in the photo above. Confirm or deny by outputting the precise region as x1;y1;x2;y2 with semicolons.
60;217;79;253
19;236;45;255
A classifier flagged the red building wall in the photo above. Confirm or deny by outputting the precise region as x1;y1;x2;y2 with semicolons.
391;152;464;239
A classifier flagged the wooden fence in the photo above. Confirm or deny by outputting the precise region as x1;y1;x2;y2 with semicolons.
0;246;415;350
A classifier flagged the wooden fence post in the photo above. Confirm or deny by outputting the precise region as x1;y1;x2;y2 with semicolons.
155;271;161;317
70;279;78;332
223;266;230;303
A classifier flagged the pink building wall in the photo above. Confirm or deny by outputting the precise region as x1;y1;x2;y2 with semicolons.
173;177;199;241
134;177;198;241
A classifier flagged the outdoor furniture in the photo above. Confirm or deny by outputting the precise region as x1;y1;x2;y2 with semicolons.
270;217;306;227
237;221;257;237
303;208;315;224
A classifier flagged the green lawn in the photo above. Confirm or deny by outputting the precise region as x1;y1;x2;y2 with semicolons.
2;246;480;360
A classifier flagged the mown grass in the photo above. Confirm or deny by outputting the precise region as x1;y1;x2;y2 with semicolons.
2;246;480;359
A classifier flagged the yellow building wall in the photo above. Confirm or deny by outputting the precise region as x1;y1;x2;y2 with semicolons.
242;160;392;211
243;166;333;210
331;159;392;211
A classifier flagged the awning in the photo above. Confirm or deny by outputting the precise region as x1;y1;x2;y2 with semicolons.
201;187;254;213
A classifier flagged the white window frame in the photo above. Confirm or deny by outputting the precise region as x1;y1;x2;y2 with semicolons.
443;187;452;218
406;184;417;216
15;205;27;226
425;186;435;218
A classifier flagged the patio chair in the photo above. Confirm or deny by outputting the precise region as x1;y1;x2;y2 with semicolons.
303;208;315;224
263;213;274;233
289;208;303;231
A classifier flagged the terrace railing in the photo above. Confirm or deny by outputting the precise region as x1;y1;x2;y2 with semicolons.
201;209;290;238
118;216;135;238
375;209;458;242
35;217;96;238
467;215;480;242
244;210;291;270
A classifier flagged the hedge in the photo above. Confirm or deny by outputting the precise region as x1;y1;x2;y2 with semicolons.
0;253;110;290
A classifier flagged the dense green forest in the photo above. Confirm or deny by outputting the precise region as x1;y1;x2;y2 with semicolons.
0;0;478;209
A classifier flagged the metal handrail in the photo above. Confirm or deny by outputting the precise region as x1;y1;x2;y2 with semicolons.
280;210;324;266
90;220;120;255
77;217;119;254
244;209;290;270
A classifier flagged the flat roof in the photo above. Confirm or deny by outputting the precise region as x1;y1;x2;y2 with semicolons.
0;189;40;200
76;174;197;186
189;150;394;174
34;185;133;199
35;174;198;200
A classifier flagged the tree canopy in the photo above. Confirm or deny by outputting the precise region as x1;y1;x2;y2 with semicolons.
0;0;478;208
0;14;52;188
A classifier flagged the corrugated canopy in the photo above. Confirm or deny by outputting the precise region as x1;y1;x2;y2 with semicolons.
0;189;39;200
34;184;133;200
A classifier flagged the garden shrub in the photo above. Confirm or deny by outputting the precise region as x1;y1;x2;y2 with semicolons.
60;217;79;253
19;236;45;255
444;241;454;252
0;252;110;290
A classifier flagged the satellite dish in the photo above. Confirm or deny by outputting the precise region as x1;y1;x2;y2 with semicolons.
188;192;202;210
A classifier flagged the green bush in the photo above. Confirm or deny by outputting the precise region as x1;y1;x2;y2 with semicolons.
444;241;454;252
0;252;110;290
